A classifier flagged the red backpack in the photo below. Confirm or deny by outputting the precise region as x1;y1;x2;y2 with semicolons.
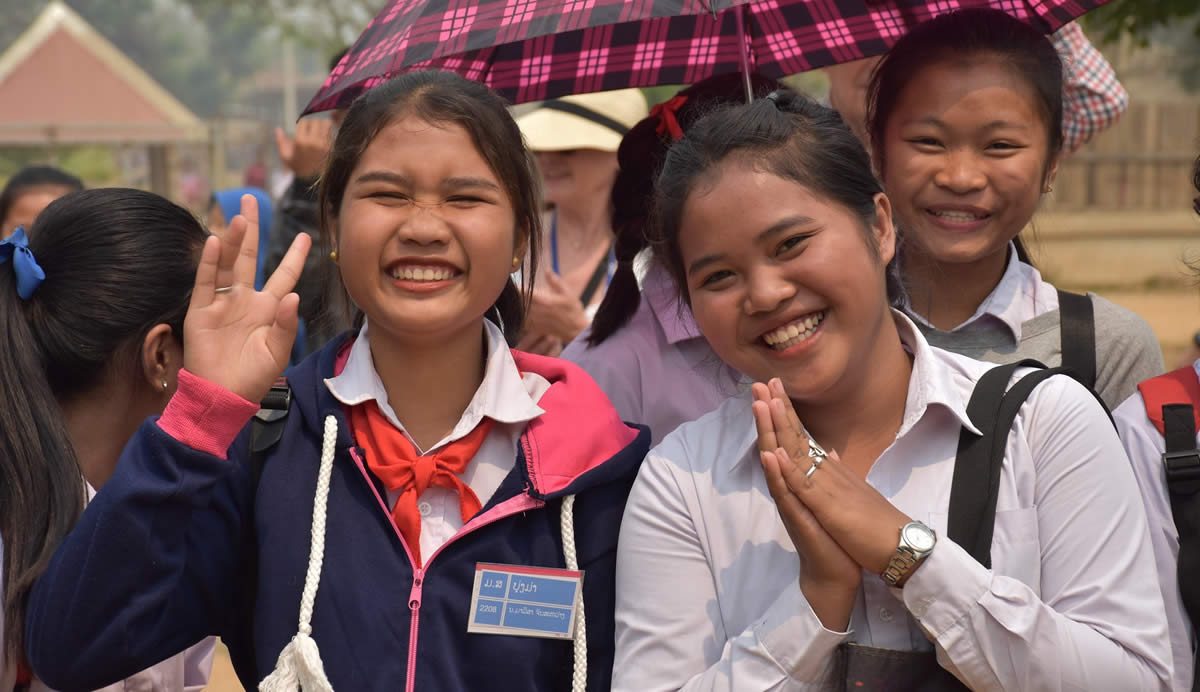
1138;367;1200;692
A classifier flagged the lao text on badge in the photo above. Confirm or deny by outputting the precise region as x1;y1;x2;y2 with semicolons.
467;562;584;640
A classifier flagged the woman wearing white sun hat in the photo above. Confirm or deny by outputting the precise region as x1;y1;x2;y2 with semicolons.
515;88;648;356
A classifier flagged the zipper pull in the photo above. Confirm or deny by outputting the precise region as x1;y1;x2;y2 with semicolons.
409;574;423;611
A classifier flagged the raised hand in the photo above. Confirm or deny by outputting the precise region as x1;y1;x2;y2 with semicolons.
274;118;333;179
183;194;311;403
519;270;590;347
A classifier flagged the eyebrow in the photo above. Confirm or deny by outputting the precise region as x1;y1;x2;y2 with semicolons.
685;215;816;279
912;116;1026;132
353;171;502;192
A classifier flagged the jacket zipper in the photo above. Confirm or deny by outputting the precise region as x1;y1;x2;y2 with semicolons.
407;572;423;692
348;446;546;692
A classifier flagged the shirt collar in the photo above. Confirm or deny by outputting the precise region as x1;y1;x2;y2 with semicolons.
904;241;1043;342
325;319;544;452
643;261;703;344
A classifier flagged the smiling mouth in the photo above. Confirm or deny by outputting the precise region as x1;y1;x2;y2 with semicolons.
389;264;459;282
762;311;826;350
926;209;990;223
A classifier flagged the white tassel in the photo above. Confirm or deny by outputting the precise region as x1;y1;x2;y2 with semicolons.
560;494;587;692
259;415;339;692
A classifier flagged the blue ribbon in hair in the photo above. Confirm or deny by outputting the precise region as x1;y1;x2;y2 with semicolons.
0;227;45;300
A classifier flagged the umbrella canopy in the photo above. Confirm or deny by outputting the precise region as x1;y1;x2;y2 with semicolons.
305;0;1111;115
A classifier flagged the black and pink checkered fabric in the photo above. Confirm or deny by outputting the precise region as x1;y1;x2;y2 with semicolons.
304;0;1110;114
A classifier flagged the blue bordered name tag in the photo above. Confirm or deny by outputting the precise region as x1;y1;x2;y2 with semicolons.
467;562;584;639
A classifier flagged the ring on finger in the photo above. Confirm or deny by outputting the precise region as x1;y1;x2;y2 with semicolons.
805;461;821;479
807;437;828;466
214;286;234;294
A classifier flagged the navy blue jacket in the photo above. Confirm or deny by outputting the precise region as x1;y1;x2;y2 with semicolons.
26;335;649;691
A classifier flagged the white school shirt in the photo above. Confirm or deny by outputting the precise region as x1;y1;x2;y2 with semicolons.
612;311;1172;691
903;241;1058;339
325;319;548;561
1114;370;1198;692
563;262;747;446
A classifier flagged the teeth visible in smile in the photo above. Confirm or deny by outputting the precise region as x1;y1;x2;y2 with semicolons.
391;266;455;281
762;311;825;349
931;210;985;222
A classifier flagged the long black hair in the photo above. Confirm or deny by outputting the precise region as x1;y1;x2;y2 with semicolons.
651;89;903;306
867;8;1065;266
0;188;206;667
588;72;783;345
0;166;84;227
317;70;542;345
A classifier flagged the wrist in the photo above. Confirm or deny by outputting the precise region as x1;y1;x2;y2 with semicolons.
800;579;858;632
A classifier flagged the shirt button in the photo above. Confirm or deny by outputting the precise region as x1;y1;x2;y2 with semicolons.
879;607;894;622
418;501;433;517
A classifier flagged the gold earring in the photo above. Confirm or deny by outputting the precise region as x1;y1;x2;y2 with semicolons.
512;256;520;270
330;250;339;262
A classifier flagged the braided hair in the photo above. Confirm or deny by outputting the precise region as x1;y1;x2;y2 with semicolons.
587;72;784;345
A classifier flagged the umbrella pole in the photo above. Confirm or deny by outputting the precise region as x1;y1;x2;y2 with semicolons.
734;5;752;103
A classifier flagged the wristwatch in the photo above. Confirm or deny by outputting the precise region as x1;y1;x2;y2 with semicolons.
881;521;937;587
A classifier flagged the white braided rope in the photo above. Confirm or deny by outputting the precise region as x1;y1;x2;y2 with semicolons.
560;494;587;692
260;415;338;692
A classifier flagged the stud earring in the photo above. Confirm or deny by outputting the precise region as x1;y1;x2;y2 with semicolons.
162;381;169;390
511;256;520;270
330;250;339;262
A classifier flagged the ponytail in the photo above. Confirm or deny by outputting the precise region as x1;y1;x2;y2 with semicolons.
0;271;84;669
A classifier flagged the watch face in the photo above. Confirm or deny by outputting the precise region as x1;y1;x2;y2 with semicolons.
903;523;936;552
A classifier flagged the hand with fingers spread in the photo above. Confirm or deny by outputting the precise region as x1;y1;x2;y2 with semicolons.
183;194;311;404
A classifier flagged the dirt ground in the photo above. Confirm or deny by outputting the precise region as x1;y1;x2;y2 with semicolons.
204;643;241;692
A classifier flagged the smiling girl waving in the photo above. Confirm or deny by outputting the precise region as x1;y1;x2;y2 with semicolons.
25;71;648;692
610;90;1171;691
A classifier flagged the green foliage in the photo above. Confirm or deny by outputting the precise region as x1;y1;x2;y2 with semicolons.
0;146;119;187
1085;0;1200;43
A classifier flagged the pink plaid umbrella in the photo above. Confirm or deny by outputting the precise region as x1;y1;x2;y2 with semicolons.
304;0;1110;114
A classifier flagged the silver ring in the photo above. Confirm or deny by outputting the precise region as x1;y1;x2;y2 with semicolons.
807;437;828;465
214;286;234;294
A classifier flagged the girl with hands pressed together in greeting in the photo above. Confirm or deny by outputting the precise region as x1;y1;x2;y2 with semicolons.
26;71;648;692
610;89;1172;691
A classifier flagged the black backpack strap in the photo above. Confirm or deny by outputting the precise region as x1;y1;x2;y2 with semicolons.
949;359;1044;568
951;359;1114;570
229;378;292;685
1161;402;1200;690
1056;289;1097;390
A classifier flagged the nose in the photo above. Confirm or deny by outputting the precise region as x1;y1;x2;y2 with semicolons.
399;203;451;246
742;268;796;315
933;149;987;195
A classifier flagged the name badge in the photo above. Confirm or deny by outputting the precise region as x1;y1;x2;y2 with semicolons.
467;562;584;639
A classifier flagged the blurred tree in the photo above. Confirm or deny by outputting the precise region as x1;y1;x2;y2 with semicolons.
1085;0;1200;43
181;0;383;55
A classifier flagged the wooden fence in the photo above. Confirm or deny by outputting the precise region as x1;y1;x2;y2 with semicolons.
1044;100;1200;212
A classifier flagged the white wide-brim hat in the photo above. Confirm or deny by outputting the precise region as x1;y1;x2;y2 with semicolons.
516;88;649;153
